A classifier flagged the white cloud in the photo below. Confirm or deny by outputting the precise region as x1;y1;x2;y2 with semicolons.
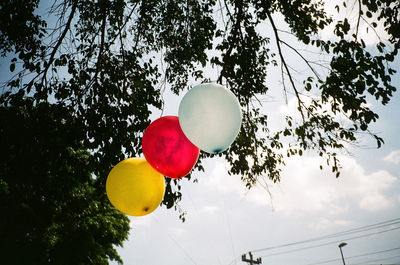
270;156;396;213
129;215;153;229
278;94;354;130
205;161;243;194
383;150;400;164
205;155;397;216
359;192;392;212
310;217;352;230
168;227;186;237
201;205;219;214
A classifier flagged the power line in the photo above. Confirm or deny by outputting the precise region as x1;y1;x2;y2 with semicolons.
303;247;400;265
251;218;400;254
349;262;400;265
349;254;400;265
228;218;400;265
259;226;400;258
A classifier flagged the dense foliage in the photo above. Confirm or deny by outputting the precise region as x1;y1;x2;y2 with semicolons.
1;0;398;263
0;98;129;264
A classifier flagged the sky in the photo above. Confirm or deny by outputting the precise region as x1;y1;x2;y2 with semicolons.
111;87;400;265
111;3;400;265
1;1;399;265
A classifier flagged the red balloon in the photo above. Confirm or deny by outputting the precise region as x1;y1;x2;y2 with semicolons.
142;116;200;179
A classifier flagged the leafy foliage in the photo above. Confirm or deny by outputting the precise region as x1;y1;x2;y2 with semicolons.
0;0;399;263
0;98;129;264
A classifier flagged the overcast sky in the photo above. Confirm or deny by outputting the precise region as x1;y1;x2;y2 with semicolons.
112;84;400;265
111;5;400;265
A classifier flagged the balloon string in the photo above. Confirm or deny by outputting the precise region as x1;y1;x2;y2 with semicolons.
152;215;199;265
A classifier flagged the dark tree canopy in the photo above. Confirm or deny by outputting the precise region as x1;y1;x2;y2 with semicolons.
0;98;129;264
1;0;399;263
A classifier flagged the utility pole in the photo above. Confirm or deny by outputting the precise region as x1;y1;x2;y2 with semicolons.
241;252;262;265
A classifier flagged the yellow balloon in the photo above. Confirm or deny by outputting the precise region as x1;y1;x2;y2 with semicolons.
106;157;165;216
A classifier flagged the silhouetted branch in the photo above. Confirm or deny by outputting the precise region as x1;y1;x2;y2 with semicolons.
355;0;362;40
280;39;321;80
95;10;107;82
217;0;243;84
40;2;77;86
266;10;305;121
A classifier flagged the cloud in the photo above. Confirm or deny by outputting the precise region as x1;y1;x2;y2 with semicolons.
201;205;219;214
310;217;352;230
383;150;400;164
277;94;354;131
205;155;397;215
359;192;392;212
168;227;186;237
129;215;153;229
204;161;243;194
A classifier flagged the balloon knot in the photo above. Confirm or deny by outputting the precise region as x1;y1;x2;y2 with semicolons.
212;148;222;153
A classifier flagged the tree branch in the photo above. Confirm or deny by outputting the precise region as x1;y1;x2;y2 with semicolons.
355;0;362;40
23;2;76;91
109;4;138;45
217;0;243;84
118;16;127;92
133;1;146;51
280;39;321;80
266;10;305;121
95;10;107;81
40;2;77;86
82;3;139;94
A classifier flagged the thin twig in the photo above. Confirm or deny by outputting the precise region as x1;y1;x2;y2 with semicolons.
83;3;139;93
266;10;305;121
36;2;77;87
355;0;362;40
217;0;243;84
280;59;288;104
280;39;321;80
95;9;107;80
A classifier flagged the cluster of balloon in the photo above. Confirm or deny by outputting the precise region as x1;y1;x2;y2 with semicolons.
105;83;242;217
179;83;242;154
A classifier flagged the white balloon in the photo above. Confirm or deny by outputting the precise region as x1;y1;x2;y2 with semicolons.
178;83;242;154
